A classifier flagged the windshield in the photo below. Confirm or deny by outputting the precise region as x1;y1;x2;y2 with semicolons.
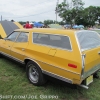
76;31;100;51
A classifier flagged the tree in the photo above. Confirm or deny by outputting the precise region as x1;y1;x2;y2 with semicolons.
57;0;84;26
58;21;65;25
96;6;100;24
19;21;26;25
44;20;54;25
38;21;43;24
76;6;100;26
84;6;98;26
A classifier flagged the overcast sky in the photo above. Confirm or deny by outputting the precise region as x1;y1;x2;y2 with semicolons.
0;0;100;22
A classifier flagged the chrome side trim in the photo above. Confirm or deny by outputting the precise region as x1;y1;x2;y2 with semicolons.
25;58;80;75
24;58;42;70
0;51;24;64
42;70;72;84
32;32;73;52
81;54;85;77
83;64;100;79
74;31;82;54
75;31;84;78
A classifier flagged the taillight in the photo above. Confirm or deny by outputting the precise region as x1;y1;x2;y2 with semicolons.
68;64;77;68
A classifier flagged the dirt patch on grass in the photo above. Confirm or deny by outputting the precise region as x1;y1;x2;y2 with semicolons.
77;96;88;100
1;76;9;81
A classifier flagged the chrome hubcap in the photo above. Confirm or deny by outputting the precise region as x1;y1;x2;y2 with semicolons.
29;64;39;83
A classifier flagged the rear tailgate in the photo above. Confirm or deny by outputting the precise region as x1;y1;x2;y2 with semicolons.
82;48;100;79
76;30;100;79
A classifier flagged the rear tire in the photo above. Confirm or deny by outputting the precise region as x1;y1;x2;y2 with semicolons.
0;53;2;58
26;61;47;86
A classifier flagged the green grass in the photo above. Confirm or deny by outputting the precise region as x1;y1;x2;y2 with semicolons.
0;58;100;100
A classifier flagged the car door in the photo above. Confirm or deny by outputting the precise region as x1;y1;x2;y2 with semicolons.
0;31;20;56
10;32;29;62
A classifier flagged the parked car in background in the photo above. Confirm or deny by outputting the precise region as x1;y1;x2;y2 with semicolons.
0;28;100;89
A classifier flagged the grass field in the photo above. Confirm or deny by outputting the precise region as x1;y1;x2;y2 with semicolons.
0;58;100;100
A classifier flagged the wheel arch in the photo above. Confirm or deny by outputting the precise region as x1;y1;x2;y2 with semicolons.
24;58;42;71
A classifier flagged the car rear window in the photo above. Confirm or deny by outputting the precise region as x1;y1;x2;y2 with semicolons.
33;33;72;50
76;31;100;51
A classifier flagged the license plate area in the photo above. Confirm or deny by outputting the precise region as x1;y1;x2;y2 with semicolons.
86;75;93;85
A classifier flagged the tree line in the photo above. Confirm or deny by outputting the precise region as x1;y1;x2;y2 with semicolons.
19;20;65;26
57;0;100;27
19;0;100;27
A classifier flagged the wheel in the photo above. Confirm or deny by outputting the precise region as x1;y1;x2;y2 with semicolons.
26;61;47;86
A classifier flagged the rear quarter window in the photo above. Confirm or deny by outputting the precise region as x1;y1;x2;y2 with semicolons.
76;31;100;51
33;33;72;50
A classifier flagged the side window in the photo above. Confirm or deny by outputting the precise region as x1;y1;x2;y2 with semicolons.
7;31;20;41
49;35;72;50
33;33;50;45
33;33;72;50
16;32;28;42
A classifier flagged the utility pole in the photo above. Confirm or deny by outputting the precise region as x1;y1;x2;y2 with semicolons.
55;0;59;24
63;0;66;3
1;15;2;21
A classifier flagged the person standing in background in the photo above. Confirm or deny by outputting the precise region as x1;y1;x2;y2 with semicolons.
24;21;33;28
25;21;30;28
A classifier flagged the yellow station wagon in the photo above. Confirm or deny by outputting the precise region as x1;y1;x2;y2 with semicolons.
0;28;100;89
